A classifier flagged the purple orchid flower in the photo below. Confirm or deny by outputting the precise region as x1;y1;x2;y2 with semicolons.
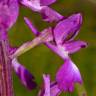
38;60;82;96
12;58;37;90
23;13;87;92
38;74;61;96
37;60;83;93
24;13;87;59
19;0;63;22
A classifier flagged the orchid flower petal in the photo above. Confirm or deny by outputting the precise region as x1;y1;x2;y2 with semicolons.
8;0;19;29
0;0;19;30
50;82;61;96
63;40;87;54
56;58;82;92
54;13;82;45
38;74;50;96
43;74;50;96
40;6;64;22
21;0;63;22
20;0;42;12
12;58;37;90
38;75;61;96
40;0;56;6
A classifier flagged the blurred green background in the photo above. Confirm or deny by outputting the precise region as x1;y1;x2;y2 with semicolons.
9;0;96;96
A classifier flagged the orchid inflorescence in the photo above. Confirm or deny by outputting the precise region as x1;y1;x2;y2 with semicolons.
0;0;87;96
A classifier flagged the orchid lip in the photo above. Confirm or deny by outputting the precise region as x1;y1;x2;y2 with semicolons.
56;58;83;92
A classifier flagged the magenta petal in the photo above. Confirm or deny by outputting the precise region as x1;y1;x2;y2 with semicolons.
38;74;50;96
56;59;82;92
50;82;61;96
38;75;61;96
54;13;82;45
8;0;19;29
63;40;87;54
40;6;64;22
0;0;19;30
20;0;42;12
0;29;8;40
40;0;56;6
43;74;51;96
21;0;63;22
12;58;37;90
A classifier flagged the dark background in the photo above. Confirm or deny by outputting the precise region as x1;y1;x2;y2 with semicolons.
9;0;96;96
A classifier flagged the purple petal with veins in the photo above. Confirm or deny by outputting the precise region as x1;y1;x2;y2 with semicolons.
63;40;87;54
54;13;82;45
0;0;19;30
56;58;82;92
20;0;56;12
12;58;37;90
40;0;56;6
8;0;19;29
40;6;64;22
